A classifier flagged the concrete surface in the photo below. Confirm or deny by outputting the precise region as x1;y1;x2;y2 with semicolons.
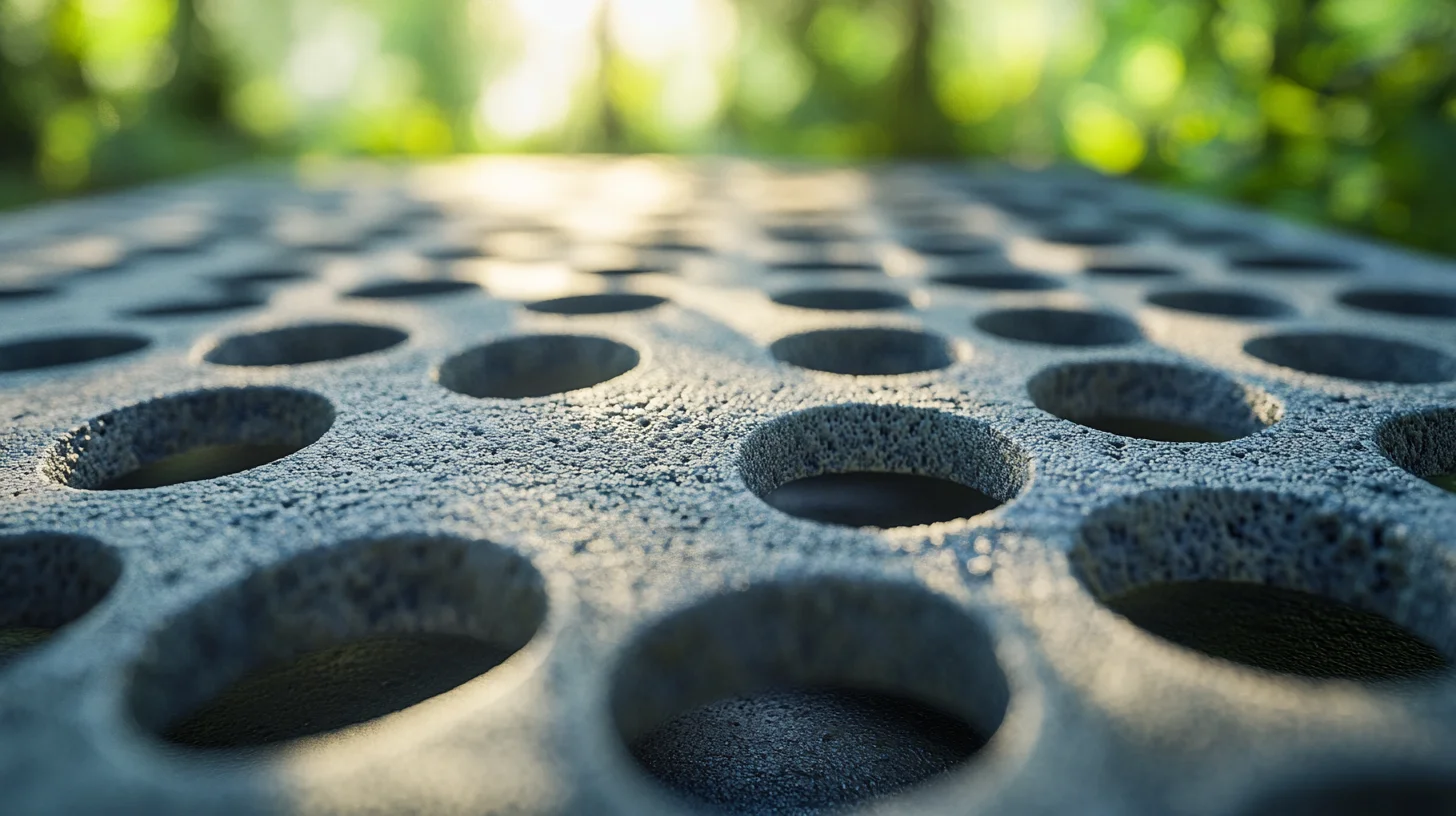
2;157;1456;814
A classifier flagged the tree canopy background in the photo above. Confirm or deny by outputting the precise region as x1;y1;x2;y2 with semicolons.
1;0;1453;255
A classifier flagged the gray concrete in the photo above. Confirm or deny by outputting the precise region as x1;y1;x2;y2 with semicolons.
2;158;1456;814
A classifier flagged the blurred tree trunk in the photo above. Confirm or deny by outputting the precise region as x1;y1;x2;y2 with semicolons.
888;0;957;156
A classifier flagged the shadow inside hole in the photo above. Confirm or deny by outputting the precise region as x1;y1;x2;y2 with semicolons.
213;268;312;288
126;295;265;318
0;533;121;671
0;628;53;670
1338;289;1456;318
1146;288;1293;319
975;307;1141;347
438;334;639;398
932;269;1066;291
770;328;954;376
99;443;305;491
1071;416;1233;443
902;234;1000;257
1244;333;1456;384
163;634;515;751
524;293;667;315
769;261;882;274
0;286;58;302
1425;474;1456;493
1241;771;1456;816
1084;264;1180;279
1105;581;1448;682
770;287;910;311
1228;249;1357;273
345;280;479;300
629;688;985;815
204;323;407;367
0;333;151;373
763;472;1003;528
1038;224;1137;246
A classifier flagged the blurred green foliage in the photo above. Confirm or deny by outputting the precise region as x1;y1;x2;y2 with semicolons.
1;0;1453;254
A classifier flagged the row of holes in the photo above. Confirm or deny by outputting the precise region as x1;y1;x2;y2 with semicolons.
8;261;1454;324
5;285;1454;386
5;472;1454;813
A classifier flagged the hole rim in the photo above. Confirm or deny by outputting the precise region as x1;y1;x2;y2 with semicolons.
1027;360;1282;443
1243;332;1456;385
523;293;668;316
202;322;408;367
770;327;957;376
437;333;642;399
930;269;1067;292
343;279;481;300
1337;288;1456;319
0;532;122;671
1073;487;1456;684
975;307;1143;348
124;534;552;754
739;403;1029;528
609;574;1019;813
124;294;267;318
1145;287;1294;320
0;332;151;374
769;287;911;312
43;386;336;491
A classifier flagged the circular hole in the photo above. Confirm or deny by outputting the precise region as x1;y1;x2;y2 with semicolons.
1228;249;1358;274
613;576;1010;813
902;233;1000;257
1028;361;1282;442
126;294;265;318
1170;224;1262;246
438;334;639;398
1038;224;1137;246
770;327;954;376
0;285;58;302
770;287;910;311
1074;489;1453;682
995;199;1067;220
1376;408;1456;494
932;269;1067;292
1084;263;1180;279
975;307;1142;347
1244;332;1456;384
0;332;150;373
764;224;858;242
213;268;311;287
740;403;1027;528
418;242;487;261
203;322;407;367
0;533;121;670
769;261;882;274
128;535;547;752
1145;287;1293;319
637;240;709;254
1338;288;1456;318
1239;768;1456;816
44;387;335;491
524;293;668;315
589;265;669;276
344;279;480;300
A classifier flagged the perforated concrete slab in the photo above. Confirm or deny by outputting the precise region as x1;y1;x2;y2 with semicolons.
3;157;1456;815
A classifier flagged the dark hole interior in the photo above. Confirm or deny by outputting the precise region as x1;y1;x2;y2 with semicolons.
163;634;512;750
769;262;881;273
1073;415;1233;443
1423;474;1456;493
0;627;54;669
629;688;984;815
1105;580;1449;682
346;280;478;299
763;472;1002;528
99;443;305;490
127;296;263;317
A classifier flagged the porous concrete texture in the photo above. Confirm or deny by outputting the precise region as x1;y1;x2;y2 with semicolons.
2;157;1456;815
